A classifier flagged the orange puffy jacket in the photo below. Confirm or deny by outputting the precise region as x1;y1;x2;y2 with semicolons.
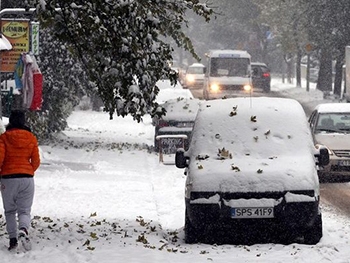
0;128;40;177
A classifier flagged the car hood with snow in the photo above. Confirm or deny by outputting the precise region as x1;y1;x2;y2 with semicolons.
160;97;201;122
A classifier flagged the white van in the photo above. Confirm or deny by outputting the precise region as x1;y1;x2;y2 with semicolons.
203;50;252;100
175;97;329;245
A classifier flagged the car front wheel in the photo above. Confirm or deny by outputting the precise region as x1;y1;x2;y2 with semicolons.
303;213;323;245
184;209;200;244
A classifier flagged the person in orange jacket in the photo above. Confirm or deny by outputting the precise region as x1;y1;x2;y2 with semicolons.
0;110;40;251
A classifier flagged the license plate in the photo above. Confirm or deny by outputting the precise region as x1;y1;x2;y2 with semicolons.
339;160;350;166
231;207;274;219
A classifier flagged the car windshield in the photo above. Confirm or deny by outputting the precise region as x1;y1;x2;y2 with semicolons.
315;113;350;133
210;57;250;77
187;67;204;74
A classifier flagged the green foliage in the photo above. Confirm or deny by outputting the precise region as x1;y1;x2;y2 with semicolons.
33;0;213;122
18;0;350;134
26;28;93;142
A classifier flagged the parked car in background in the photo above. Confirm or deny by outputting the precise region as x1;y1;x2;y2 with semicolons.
251;62;271;93
183;63;205;89
309;103;350;182
176;97;328;245
153;97;201;152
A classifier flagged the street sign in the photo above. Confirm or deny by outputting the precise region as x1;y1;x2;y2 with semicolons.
1;19;30;72
305;43;313;52
31;22;39;55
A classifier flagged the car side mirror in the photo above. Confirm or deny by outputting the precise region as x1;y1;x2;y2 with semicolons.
316;146;330;166
175;148;188;168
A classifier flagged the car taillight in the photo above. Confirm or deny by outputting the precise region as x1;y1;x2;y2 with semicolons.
262;72;270;78
158;120;169;127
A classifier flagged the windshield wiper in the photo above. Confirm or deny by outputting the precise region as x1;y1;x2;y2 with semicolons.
338;128;350;132
316;128;338;133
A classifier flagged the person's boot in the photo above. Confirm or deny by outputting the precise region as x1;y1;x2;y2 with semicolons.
18;228;32;251
8;238;18;251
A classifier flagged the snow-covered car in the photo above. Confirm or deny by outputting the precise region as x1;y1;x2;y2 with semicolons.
153;97;201;152
183;63;205;89
155;78;193;104
175;97;329;245
308;103;350;182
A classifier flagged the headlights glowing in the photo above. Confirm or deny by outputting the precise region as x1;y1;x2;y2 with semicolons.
210;83;220;92
186;75;195;83
207;83;253;93
244;84;252;92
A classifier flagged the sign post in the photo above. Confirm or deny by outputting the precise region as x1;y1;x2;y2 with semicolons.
156;134;188;164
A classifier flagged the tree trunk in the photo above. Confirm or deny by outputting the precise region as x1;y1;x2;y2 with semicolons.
333;50;344;98
317;48;333;93
296;49;302;87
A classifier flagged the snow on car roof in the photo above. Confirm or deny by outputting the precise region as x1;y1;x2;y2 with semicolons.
208;49;251;59
187;97;319;193
188;63;205;68
314;103;350;113
251;62;268;67
155;79;193;104
161;98;201;122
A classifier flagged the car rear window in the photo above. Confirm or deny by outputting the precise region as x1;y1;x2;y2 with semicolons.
252;65;269;73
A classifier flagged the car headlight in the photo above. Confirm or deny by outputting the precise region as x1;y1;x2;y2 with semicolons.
244;84;252;92
209;83;220;92
186;75;195;83
316;144;333;155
